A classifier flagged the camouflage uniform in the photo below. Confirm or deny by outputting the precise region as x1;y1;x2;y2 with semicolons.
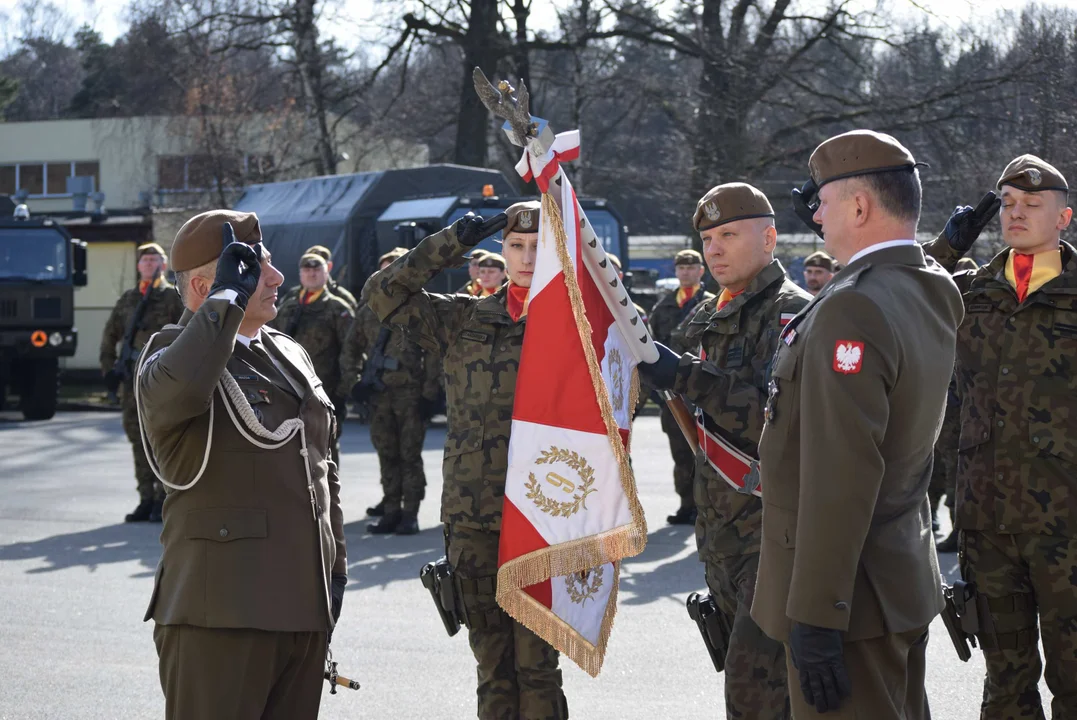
648;286;714;512
673;260;809;718
365;225;568;720
270;287;353;467
99;280;184;504
280;278;358;312
338;305;440;516
927;236;1077;719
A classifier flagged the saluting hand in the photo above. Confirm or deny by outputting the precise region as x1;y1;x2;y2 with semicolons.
789;622;851;714
455;211;509;247
944;191;1001;254
209;222;262;309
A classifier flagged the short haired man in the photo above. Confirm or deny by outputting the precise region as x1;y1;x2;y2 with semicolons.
802;251;835;295
752;130;963;718
278;243;358;312
137;210;348;718
926;154;1077;719
647;248;713;525
639;182;811;718
99;242;184;523
457;248;490;296
476;253;508;296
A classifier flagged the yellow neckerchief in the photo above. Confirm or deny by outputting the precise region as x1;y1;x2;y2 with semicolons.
138;276;164;294
676;284;701;308
1004;246;1062;302
715;288;742;311
300;288;324;305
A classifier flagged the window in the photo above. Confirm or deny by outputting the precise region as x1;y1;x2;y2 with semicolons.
157;153;268;192
0;161;100;197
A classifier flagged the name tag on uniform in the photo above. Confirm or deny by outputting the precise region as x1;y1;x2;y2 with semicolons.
968;303;994;313
461;330;490;343
1056;322;1077;338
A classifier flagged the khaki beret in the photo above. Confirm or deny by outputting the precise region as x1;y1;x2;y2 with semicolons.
809;130;917;188
467;248;490;261
803;251;834;271
955;257;979;272
299;253;327;268
305;245;332;262
478;253;506;270
607;253;622;271
693;183;774;232
378;247;408;266
504;201;540;235
171;209;261;272
997;154;1068;193
137;242;166;259
674;249;704;266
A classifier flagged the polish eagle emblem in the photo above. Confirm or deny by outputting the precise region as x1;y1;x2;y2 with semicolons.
833;340;864;374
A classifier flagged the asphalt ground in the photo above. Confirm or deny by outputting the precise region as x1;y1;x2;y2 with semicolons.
0;410;1052;719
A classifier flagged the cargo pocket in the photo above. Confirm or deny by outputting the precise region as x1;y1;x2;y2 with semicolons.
184;508;268;542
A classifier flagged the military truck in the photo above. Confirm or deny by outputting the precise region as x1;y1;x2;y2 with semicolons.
0;199;88;420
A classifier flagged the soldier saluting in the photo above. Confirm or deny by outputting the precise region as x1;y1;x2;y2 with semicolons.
927;155;1077;719
99;242;183;523
751;130;963;718
136;210;347;719
639;183;810;719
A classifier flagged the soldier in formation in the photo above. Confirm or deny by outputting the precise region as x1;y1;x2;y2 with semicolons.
927;154;1077;719
365;200;569;719
801;251;834;296
99;241;184;523
340;247;441;536
458;248;490;296
648;249;713;525
476;253;508;296
639;182;810;718
137;210;347;718
270;251;354;468
278;243;358;312
751;130;962;718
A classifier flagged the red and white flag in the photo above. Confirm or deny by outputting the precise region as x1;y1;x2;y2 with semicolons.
497;133;654;676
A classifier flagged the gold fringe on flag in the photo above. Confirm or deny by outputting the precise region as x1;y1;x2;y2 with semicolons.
495;189;648;677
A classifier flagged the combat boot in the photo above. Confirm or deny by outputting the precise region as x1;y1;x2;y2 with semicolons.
366;498;386;517
148;498;164;523
367;510;401;534
125;499;154;523
667;506;697;526
395;511;419;535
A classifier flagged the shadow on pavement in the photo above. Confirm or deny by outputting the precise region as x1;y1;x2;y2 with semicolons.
0;522;161;575
344;522;444;591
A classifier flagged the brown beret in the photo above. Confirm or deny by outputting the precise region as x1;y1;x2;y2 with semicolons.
137;242;166;259
299;253;327;268
693;183;774;232
607;253;622;271
305;245;332;262
478;253;506;270
803;251;834;271
504;201;540;235
997;154;1068;193
467;248;490;261
674;249;704;266
809;130;917;188
378;247;408;266
171;210;261;272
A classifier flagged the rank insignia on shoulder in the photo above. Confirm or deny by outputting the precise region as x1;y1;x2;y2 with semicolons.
833;340;864;374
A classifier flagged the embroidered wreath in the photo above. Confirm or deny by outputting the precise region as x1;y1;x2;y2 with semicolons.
525;446;597;518
608;348;625;409
565;566;604;605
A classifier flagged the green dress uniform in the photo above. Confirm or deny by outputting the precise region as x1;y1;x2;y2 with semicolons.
138;210;347;720
924;154;1077;719
751;131;964;719
99;274;184;517
364;206;568;720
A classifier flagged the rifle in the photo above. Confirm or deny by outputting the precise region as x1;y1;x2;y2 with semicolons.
105;271;159;401
354;327;399;398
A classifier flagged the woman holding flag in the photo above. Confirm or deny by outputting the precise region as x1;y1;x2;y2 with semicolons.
363;200;570;720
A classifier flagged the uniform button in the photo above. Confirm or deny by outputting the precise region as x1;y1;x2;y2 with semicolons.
997;473;1004;480
1001;367;1009;375
997;420;1004;428
1033;436;1040;444
208;311;219;322
834;601;848;610
219;528;229;538
998;524;1006;531
732;324;738;330
982;432;988;439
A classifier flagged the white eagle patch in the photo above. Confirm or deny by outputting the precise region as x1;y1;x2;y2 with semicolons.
833;340;864;374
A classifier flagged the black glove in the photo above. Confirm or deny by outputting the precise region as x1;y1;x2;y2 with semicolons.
208;222;262;309
636;342;682;391
331;573;347;623
455;211;509;247
418;396;437;422
944;191;1000;254
789;622;851;714
791;179;824;239
351;382;373;405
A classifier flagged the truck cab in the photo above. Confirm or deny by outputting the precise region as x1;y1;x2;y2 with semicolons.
0;199;87;419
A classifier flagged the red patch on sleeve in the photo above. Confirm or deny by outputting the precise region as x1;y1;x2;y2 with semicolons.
833;340;864;374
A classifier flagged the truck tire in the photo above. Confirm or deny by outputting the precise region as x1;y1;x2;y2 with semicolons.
20;358;58;421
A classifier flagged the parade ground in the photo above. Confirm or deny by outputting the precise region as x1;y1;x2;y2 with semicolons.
0;410;1050;719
